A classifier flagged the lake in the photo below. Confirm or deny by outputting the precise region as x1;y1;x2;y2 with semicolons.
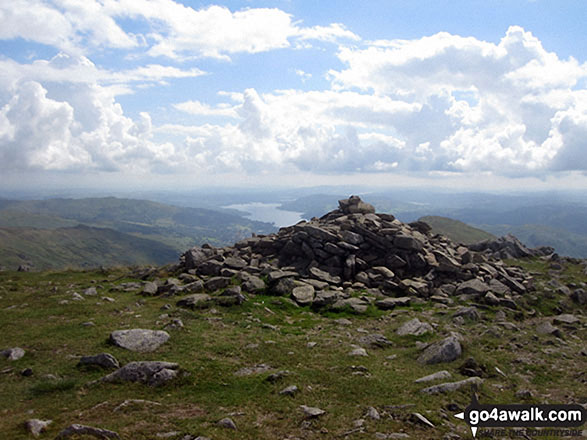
224;202;306;228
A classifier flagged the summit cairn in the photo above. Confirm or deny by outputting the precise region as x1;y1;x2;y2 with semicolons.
176;196;541;312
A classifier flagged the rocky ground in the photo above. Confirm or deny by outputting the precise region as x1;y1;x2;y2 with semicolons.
0;197;585;439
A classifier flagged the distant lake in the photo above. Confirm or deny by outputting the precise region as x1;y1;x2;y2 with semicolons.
224;202;305;228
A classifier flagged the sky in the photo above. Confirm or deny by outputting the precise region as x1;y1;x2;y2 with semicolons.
0;0;586;192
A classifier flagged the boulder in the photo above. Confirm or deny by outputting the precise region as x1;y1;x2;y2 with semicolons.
417;335;462;364
1;347;25;361
420;377;483;394
291;285;315;306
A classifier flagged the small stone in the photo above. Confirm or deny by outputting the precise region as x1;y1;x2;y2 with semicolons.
217;417;237;430
78;353;120;370
25;419;52;437
83;287;98;296
366;406;380;420
410;412;435;428
1;347;25;361
536;321;561;337
21;368;33;376
307;341;317;348
301;405;326;418
420;377;483;394
358;333;392;348
553;314;580;325
334;318;352;326
349;347;368;357
279;385;299;396
396;318;433;336
266;370;290;383
414;370;452;383
515;389;533;400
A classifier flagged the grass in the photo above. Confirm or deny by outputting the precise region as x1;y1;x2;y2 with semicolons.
0;259;585;439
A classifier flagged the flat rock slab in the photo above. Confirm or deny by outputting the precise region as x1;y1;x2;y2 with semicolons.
110;329;170;352
417;335;462;365
420;376;483;394
55;423;120;439
98;361;180;387
414;370;452;383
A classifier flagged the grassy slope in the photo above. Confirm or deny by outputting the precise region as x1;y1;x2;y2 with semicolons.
0;259;585;439
0;225;179;270
418;216;495;245
0;198;276;270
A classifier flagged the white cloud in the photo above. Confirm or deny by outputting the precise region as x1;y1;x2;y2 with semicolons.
1;1;359;60
0;53;205;92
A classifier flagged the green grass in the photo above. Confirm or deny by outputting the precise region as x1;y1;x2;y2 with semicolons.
0;259;585;439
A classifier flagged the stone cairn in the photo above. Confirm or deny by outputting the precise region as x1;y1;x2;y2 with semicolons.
165;196;547;313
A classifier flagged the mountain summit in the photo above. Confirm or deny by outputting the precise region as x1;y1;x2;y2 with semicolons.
177;196;550;311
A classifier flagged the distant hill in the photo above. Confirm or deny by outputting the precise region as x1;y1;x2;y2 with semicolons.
0;197;276;270
418;216;495;245
0;225;179;270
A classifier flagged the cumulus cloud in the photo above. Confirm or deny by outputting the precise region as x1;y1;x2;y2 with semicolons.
0;78;179;173
1;1;358;59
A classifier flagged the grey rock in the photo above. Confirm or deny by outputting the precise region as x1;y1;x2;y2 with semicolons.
176;293;212;309
204;276;232;291
313;290;339;307
55;423;120;439
453;306;481;321
349;347;368;356
98;361;179;387
83;287;98;296
456;278;490;296
420;377;483;394
417;335;462;364
25;419;52;437
358;333;392;349
242;275;266;293
1;347;25;361
410;412;434;428
109;329;170;352
309;267;341;285
366;406;380;420
570;288;586;305
301;405;326;418
376;297;411;310
78;353;120;370
414;370;452;383
393;234;424;251
292;285;315;305
536;321;562;337
396;318;433;336
224;256;247;269
217;417;237;430
272;277;296;296
553;314;580;325
342;230;364;245
279;385;299;396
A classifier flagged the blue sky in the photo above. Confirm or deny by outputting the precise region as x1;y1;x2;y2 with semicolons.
1;0;586;191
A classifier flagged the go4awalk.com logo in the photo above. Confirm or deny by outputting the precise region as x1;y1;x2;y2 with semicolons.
454;395;586;437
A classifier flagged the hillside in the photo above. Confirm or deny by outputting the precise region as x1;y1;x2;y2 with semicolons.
0;198;276;270
418;216;495;245
0;225;179;270
0;196;585;439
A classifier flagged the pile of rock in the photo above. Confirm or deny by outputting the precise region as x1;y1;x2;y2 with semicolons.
168;196;539;313
467;234;553;260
